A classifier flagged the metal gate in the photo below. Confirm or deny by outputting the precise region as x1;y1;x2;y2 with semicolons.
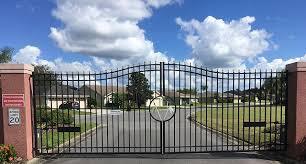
32;62;287;154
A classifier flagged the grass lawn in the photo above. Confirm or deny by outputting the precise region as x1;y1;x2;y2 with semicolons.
193;105;286;146
41;122;96;150
57;109;92;115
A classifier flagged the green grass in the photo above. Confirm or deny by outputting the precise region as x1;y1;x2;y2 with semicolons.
59;109;92;115
193;105;286;146
41;122;96;150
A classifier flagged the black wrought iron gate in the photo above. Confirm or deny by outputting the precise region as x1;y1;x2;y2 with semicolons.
32;62;287;154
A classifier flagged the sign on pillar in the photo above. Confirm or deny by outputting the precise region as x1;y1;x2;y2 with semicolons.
8;108;21;125
2;94;24;126
2;94;25;107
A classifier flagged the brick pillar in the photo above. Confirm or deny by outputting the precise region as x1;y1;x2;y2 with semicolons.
286;62;306;160
0;84;3;144
0;64;34;160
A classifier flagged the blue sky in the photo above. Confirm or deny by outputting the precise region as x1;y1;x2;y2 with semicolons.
144;0;306;60
1;0;306;71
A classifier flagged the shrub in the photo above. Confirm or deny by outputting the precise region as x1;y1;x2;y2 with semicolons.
241;96;256;103
217;97;234;103
45;110;74;126
87;97;97;108
125;106;132;111
36;107;74;126
105;103;119;108
0;144;17;163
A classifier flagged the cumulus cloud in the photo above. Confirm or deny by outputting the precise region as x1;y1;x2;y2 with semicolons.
13;45;41;64
49;0;179;65
146;0;183;8
92;51;170;71
13;45;95;73
45;58;94;73
253;55;306;71
176;16;273;68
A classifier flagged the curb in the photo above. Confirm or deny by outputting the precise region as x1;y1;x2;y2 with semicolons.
40;124;104;154
188;114;257;149
26;158;46;164
188;115;299;162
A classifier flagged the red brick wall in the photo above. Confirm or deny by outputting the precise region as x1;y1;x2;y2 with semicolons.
0;74;3;144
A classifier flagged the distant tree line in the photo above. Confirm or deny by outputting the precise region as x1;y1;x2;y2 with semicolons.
177;85;208;95
224;71;286;105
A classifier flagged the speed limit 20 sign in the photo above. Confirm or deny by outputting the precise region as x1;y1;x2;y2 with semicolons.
8;108;20;125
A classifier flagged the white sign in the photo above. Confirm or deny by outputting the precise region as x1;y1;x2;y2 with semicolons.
109;110;121;115
8;108;20;125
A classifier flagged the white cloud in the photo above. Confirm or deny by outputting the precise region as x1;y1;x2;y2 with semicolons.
13;45;41;64
12;45;306;92
176;16;273;68
146;0;183;8
49;0;179;65
12;45;169;73
253;55;306;71
46;58;94;73
13;45;95;73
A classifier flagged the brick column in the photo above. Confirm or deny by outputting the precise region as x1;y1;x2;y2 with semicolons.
0;64;34;160
286;62;306;160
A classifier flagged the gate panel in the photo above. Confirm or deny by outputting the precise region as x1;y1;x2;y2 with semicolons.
32;63;287;154
162;64;287;153
33;63;164;154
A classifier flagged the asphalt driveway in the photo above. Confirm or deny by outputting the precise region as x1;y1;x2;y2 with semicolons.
37;107;287;164
64;107;242;153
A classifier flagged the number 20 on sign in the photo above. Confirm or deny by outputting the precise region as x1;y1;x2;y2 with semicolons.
8;108;20;125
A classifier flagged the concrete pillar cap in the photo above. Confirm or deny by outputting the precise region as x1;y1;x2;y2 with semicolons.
286;62;306;72
0;64;34;75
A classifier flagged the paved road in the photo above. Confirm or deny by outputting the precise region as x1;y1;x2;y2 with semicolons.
55;107;245;154
38;107;286;164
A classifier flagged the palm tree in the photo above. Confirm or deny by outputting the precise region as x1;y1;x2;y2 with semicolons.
0;47;13;63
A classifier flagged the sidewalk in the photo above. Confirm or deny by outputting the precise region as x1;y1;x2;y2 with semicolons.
30;152;291;164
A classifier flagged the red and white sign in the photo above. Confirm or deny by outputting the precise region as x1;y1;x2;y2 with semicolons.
2;94;25;107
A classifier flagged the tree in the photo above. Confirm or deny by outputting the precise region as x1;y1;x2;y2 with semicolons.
33;65;58;105
261;71;286;105
33;64;58;88
34;64;52;73
0;47;13;63
177;88;197;95
201;85;208;91
111;93;128;108
127;72;153;108
87;97;97;108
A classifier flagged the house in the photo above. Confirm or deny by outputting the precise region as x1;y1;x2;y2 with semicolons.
216;93;241;103
146;90;200;106
83;85;202;107
145;91;163;107
197;91;217;103
241;94;259;103
81;85;126;107
146;90;197;106
177;93;198;105
83;85;179;107
38;85;90;109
